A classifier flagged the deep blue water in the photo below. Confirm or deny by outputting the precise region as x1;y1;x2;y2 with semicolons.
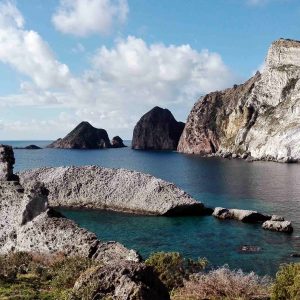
3;140;300;276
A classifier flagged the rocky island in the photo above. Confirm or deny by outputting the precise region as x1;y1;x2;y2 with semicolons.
19;166;209;216
178;39;300;162
132;106;185;150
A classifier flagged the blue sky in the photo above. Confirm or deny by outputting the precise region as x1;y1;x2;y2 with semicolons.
0;0;299;140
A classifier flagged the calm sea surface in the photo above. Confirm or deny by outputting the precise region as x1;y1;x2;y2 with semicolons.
3;140;300;275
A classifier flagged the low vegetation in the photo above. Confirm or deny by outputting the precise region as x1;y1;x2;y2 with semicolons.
0;251;299;300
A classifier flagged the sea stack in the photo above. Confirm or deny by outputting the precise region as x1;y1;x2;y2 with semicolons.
178;38;300;162
47;121;111;149
132;106;185;150
111;136;126;148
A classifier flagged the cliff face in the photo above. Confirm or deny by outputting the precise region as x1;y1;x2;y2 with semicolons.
178;39;300;162
47;121;111;149
132;106;185;150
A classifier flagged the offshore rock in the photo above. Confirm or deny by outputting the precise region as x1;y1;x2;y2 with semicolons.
132;106;185;150
262;220;293;233
19;166;207;216
47;121;111;149
0;145;139;263
14;145;42;150
71;261;170;300
178;39;300;162
111;136;126;148
213;207;271;223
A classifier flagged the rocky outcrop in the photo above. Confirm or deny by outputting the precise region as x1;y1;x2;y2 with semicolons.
0;145;139;263
71;261;170;300
19;166;208;216
262;219;293;233
178;39;300;162
132;106;185;150
111;136;126;148
213;207;271;223
47;121;111;149
14;145;42;150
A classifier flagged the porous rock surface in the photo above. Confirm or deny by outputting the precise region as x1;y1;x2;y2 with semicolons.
47;121;111;149
19;166;207;216
0;145;139;263
213;207;271;223
71;261;170;300
178;39;300;162
132;106;185;150
262;220;293;233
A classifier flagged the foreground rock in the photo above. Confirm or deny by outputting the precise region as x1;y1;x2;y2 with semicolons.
213;207;271;223
178;39;300;162
132;106;185;150
20;166;208;216
0;145;139;263
14;145;42;150
111;136;126;148
71;261;170;300
262;220;293;233
47;121;111;149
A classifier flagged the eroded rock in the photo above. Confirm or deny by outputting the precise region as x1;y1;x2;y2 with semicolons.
262;220;293;233
111;136;126;148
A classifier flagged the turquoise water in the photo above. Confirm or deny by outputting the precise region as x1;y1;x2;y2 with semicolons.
3;140;300;275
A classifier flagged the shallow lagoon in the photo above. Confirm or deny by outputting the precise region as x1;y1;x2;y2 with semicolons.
6;140;300;275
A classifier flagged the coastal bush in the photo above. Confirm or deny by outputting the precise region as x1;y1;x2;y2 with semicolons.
172;266;271;300
145;252;208;290
271;263;300;300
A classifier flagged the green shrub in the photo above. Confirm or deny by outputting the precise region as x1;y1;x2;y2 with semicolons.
271;263;300;300
145;252;208;291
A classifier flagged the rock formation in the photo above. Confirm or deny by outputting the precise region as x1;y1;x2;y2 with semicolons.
14;145;42;150
0;145;139;262
71;261;170;300
262;215;293;233
111;136;126;148
178;39;300;162
19;166;209;216
132;106;185;150
47;121;111;149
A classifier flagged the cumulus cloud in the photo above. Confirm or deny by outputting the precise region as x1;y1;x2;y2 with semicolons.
0;2;237;139
52;0;129;37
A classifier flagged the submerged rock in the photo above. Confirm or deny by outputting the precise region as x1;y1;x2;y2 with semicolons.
132;106;185;150
71;261;170;300
239;245;262;253
262;220;293;233
213;207;271;223
47;121;111;149
178;39;300;162
111;136;126;148
19;166;207;216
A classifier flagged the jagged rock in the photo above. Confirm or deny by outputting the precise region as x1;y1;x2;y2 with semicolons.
19;166;207;216
178;39;300;162
213;207;271;223
47;121;111;149
14;145;42;150
111;136;126;148
0;145;17;181
71;261;170;300
262;220;293;233
132;106;185;150
0;145;140;263
271;215;285;221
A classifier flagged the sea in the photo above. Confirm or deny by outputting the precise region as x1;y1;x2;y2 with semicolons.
2;140;300;276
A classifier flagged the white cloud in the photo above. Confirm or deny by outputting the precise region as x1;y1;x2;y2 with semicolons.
0;2;238;139
52;0;129;37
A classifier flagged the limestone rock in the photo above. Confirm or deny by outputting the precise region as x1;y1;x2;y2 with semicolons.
47;121;111;149
111;136;126;148
178;39;300;162
71;261;170;300
132;106;185;150
213;207;271;223
262;220;293;233
19;166;207;216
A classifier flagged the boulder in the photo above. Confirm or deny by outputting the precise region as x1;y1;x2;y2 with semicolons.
71;261;170;300
178;39;300;162
271;215;285;221
262;220;293;233
19;166;208;216
111;136;126;148
47;121;111;149
132;106;185;150
213;207;271;223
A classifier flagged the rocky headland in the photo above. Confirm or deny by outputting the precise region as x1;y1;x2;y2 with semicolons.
132;106;185;150
178;39;300;163
19;166;209;216
47;121;113;149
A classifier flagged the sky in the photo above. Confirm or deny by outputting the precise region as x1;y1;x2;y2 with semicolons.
0;0;299;140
